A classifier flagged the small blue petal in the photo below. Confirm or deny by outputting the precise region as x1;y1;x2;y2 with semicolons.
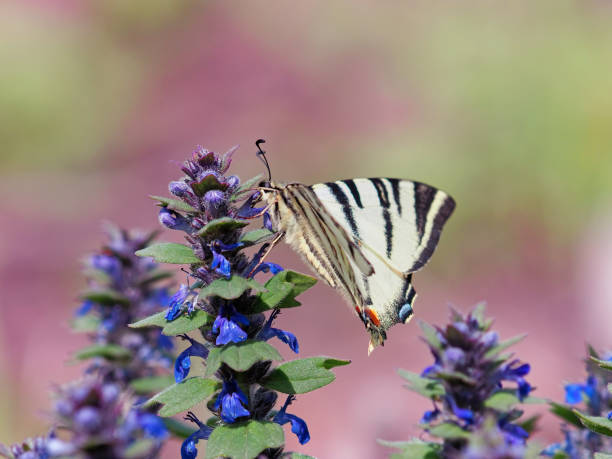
263;212;273;231
75;300;94;317
215;240;244;251
215;318;248;345
512;363;530;377
608;411;612;420
251;262;284;277
159;208;192;232
274;411;310;444
517;379;532;401
260;327;299;353
139;414;168;439
220;393;251;423
157;333;174;350
231;311;250;327
564;384;584;404
180;427;212;459
174;338;209;383
420;409;440;424
166;285;190;321
211;250;231;278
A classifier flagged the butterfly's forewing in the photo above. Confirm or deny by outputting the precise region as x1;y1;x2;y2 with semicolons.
310;178;455;275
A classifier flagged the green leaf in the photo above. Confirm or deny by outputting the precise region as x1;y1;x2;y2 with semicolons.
205;341;283;377
129;311;167;329
518;414;540;434
289;454;317;459
434;370;476;386
484;391;520;411
590;356;612;372
136;243;201;264
145;377;220;417
549;402;584;429
130;375;175;395
200;276;266;300
150;195;197;213
196;217;248;239
162;418;197;439
608;383;612;395
74;344;131;361
252;271;317;312
595;453;612;459
205;420;284;459
232;174;263;200
470;302;487;327
162;310;213;335
378;439;442;459
262;357;350;394
418;321;442;350
81;289;130;306
427;422;470;439
239;228;275;245
484;333;527;359
71;315;100;333
574;410;612;437
191;174;228;197
398;370;445;399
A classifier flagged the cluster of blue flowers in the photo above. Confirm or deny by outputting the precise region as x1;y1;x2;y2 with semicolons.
543;349;612;457
149;146;312;458
1;227;175;458
390;305;535;458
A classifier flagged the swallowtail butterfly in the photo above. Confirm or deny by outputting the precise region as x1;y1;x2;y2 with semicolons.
251;142;455;353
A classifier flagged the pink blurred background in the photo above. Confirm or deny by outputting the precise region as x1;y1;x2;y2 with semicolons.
1;1;612;457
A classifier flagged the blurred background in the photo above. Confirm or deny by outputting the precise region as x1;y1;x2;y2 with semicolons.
1;0;611;456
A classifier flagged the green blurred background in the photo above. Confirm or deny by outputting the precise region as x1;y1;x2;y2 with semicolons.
1;1;611;457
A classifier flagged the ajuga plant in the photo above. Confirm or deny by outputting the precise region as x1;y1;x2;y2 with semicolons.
544;348;612;458
129;145;349;459
382;304;539;459
1;227;176;458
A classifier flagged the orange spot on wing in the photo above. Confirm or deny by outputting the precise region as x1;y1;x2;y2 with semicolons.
365;308;381;327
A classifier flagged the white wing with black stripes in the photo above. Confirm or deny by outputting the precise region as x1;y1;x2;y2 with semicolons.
259;177;455;353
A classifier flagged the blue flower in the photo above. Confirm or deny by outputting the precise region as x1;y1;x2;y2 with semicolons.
564;376;598;407
214;379;250;423
212;305;249;346
259;326;299;353
138;413;168;439
420;408;440;424
181;412;213;459
250;262;284;277
158;208;192;232
258;309;298;353
273;395;310;444
263;211;273;231
211;248;231;278
169;180;192;198
174;335;209;383
75;300;94;317
445;395;474;425
90;254;121;283
501;360;531;401
166;284;190;320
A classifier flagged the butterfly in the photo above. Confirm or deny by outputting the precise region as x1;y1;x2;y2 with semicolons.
249;142;456;353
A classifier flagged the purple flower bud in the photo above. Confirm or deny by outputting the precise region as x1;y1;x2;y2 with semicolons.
54;399;74;417
169;181;191;197
481;331;499;348
101;384;120;405
74;407;102;433
204;189;225;208
226;175;240;189
444;347;466;366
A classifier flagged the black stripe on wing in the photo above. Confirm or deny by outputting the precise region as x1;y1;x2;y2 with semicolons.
413;182;437;241
409;191;456;272
369;178;393;259
324;182;360;238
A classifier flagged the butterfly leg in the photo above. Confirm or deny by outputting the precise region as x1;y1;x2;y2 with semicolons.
245;231;285;277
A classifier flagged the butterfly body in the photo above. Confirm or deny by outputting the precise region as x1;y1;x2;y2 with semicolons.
257;178;455;353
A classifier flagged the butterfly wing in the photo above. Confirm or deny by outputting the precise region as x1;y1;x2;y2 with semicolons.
310;178;455;336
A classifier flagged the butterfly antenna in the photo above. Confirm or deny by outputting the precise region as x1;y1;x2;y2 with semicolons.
255;139;272;182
